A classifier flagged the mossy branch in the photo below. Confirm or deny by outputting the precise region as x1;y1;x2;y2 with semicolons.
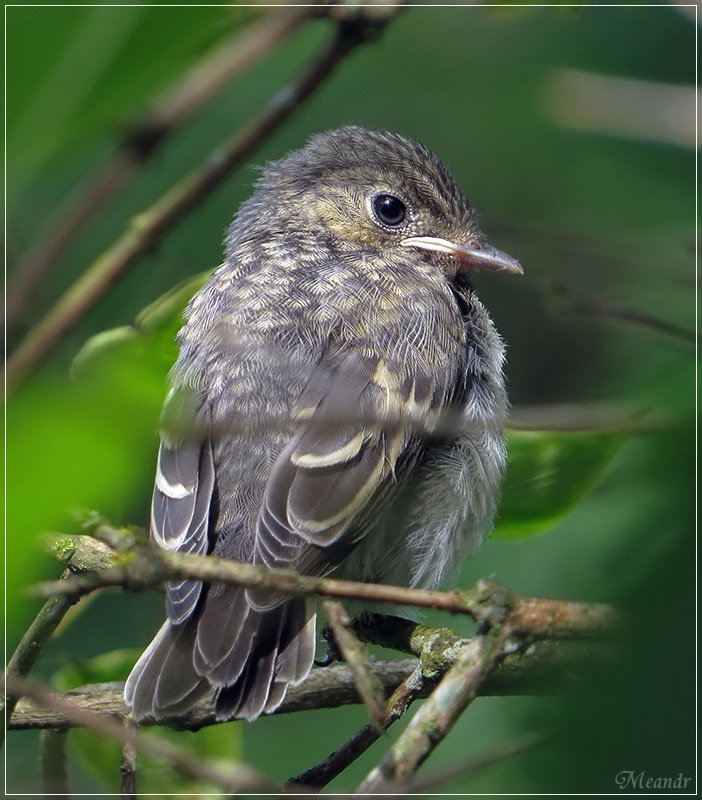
35;529;615;638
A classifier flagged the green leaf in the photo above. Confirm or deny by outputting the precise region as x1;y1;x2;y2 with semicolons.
71;270;211;379
134;270;212;335
6;364;164;635
494;428;625;539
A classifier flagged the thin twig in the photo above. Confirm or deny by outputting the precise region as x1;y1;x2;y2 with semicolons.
2;572;82;737
354;584;590;791
5;4;318;332
6;675;283;795
322;600;387;730
5;7;400;390
6;581;78;677
35;534;617;636
120;716;138;800
550;281;697;344
2;530;119;738
356;625;511;792
39;728;69;799
404;731;545;793
289;662;427;788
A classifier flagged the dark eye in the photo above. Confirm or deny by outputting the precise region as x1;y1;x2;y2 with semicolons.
372;194;406;227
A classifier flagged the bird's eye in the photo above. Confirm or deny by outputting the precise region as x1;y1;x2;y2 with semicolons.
372;194;406;227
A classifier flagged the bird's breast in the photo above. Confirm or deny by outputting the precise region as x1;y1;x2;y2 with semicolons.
177;244;490;444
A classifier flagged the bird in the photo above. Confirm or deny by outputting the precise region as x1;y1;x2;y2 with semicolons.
124;125;523;722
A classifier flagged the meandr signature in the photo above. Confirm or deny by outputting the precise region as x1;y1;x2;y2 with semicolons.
615;770;692;791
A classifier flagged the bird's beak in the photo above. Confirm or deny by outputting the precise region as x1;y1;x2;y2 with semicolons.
401;235;524;275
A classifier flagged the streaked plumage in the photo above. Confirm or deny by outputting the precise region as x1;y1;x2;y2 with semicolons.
124;126;522;722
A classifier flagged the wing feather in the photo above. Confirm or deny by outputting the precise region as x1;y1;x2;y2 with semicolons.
253;350;422;572
150;390;216;624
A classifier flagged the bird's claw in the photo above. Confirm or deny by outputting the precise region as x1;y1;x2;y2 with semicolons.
315;624;343;666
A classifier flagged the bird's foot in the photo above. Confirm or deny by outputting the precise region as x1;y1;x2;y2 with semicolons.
315;624;343;666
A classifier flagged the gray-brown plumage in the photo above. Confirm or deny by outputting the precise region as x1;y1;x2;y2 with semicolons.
124;126;522;722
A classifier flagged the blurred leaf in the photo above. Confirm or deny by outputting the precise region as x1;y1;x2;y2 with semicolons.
54;649;136;691
494;429;625;539
6;359;164;635
72;270;211;379
133;722;242;796
53;651;242;794
134;271;212;334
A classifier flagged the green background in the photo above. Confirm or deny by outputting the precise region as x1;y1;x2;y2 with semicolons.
5;2;696;795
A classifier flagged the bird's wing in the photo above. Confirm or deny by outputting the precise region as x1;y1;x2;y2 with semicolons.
251;347;447;597
150;386;215;624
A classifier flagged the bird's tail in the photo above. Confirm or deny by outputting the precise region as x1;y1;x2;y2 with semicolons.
124;591;316;722
124;620;211;721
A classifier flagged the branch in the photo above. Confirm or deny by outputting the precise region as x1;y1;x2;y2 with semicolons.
2;573;82;739
5;587;77;681
550;281;697;344
120;717;138;800
5;4;318;333
322;599;387;730
3;532;128;743
403;732;545;794
16;527;615;788
546;68;697;148
288;660;427;788
355;589;596;791
39;728;69;798
357;625;510;791
36;531;616;638
6;640;605;732
5;5;402;390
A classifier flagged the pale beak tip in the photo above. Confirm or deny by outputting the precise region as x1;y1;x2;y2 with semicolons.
401;235;524;276
501;259;525;276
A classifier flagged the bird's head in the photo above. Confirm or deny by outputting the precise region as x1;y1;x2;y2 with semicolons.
239;126;522;280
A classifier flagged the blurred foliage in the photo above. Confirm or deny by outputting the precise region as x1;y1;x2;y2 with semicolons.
5;2;695;795
495;429;626;539
50;651;243;796
71;270;212;379
6;5;257;190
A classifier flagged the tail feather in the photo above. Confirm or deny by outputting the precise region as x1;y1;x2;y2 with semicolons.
124;596;316;722
220;638;279;721
275;598;316;684
212;595;316;721
194;589;255;683
266;678;289;712
124;621;211;721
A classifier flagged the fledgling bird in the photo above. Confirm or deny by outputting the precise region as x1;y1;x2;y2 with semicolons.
124;126;522;722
